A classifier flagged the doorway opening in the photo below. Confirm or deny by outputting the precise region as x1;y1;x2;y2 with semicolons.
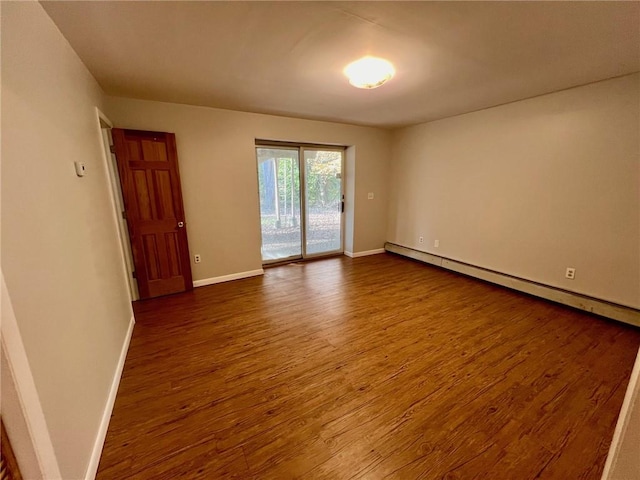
256;143;345;264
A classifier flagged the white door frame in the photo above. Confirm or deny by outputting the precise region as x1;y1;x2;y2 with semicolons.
300;146;345;259
95;108;138;301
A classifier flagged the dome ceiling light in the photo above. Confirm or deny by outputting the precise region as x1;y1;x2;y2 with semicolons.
343;56;395;89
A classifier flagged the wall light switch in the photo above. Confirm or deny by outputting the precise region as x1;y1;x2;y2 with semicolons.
367;192;374;200
434;240;440;248
74;161;86;177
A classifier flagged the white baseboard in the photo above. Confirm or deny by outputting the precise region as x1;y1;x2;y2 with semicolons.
385;242;640;326
85;315;135;480
601;346;640;480
344;248;386;258
193;269;264;288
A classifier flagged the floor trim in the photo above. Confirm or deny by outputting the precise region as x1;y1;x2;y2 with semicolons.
85;315;135;480
193;269;264;288
385;242;640;326
344;248;386;258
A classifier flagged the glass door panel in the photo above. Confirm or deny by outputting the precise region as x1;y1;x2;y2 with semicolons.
303;149;343;255
256;147;301;262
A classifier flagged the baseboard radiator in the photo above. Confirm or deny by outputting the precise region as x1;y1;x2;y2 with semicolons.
385;242;640;327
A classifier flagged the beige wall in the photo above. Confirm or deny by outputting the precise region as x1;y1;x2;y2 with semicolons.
3;5;636;480
388;74;640;309
1;3;133;479
105;98;391;281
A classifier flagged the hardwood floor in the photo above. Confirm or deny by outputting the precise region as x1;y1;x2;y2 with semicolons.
97;253;640;479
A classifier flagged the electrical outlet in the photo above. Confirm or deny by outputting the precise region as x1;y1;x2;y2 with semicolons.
194;254;201;264
367;192;374;200
434;240;440;248
419;236;424;244
565;267;575;280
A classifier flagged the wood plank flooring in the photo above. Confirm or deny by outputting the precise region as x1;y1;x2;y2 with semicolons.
96;253;640;479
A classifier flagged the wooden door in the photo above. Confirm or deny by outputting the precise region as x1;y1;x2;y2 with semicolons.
112;129;193;299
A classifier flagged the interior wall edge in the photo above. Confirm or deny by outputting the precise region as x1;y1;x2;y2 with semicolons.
0;273;62;479
601;346;640;479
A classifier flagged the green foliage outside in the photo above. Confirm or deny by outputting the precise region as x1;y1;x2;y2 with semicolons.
257;149;342;219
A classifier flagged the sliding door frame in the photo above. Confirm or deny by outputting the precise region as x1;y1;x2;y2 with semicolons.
256;145;302;265
256;141;345;264
300;145;345;259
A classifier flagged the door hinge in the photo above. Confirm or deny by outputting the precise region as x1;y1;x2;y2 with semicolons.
121;210;127;219
132;271;137;279
110;145;116;154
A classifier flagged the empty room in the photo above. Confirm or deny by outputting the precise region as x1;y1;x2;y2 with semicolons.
2;1;639;479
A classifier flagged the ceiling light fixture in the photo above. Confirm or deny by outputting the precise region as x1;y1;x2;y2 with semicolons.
344;56;395;89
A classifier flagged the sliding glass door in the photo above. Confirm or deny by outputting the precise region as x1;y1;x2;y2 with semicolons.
256;145;343;263
256;147;302;262
304;149;343;256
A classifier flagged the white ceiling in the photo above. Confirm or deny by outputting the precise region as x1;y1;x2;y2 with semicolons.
42;1;640;129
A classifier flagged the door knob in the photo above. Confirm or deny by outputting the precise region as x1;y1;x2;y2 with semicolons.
177;221;184;228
